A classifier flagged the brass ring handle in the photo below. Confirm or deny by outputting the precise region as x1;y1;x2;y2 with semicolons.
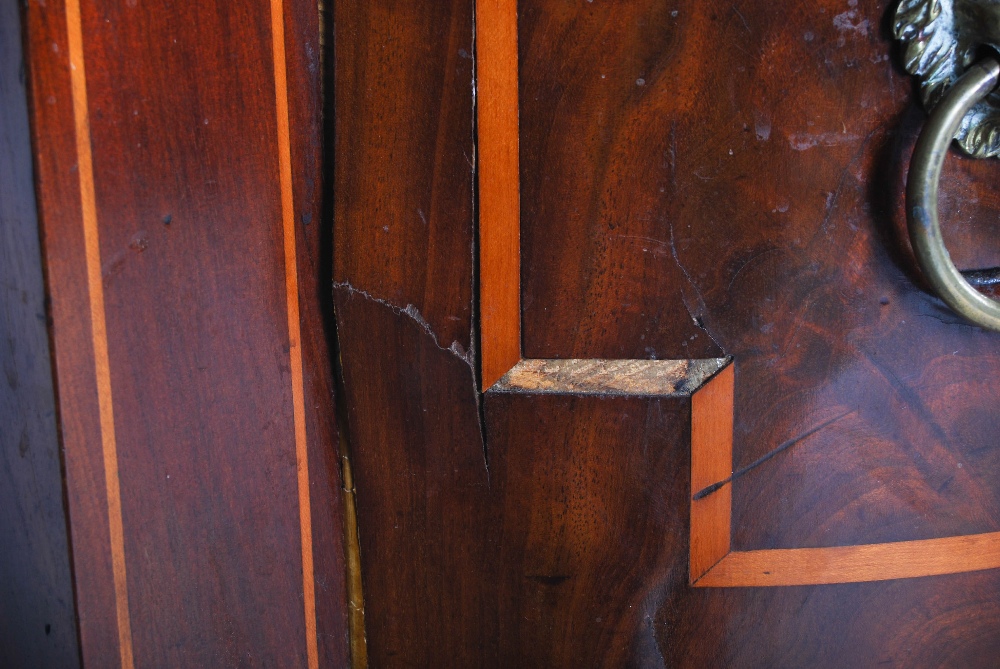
908;58;1000;330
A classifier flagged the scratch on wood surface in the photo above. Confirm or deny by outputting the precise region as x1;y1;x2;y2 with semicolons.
693;409;852;500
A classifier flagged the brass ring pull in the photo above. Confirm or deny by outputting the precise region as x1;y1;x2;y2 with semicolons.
908;58;1000;330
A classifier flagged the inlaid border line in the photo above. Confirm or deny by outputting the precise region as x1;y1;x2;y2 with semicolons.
269;1;320;666
64;1;319;664
64;0;135;665
477;0;522;389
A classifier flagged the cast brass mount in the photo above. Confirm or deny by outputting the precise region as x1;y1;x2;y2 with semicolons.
894;0;1000;156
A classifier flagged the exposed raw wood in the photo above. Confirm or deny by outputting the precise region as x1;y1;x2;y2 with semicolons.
338;443;369;669
493;357;728;395
477;0;521;389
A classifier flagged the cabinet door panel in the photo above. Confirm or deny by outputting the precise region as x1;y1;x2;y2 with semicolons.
22;1;348;665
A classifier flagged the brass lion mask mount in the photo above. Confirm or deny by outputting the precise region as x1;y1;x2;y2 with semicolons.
894;0;1000;155
894;0;1000;330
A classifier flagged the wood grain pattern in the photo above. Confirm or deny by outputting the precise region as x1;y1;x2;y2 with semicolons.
333;0;484;665
663;572;1000;666
24;0;348;665
0;1;80;663
509;0;1000;662
518;0;1000;557
484;391;693;667
477;0;522;389
333;0;476;361
335;0;1000;664
481;0;1000;590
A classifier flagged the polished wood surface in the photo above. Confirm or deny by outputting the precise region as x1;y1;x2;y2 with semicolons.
63;0;133;657
333;0;476;362
484;391;694;667
513;0;1000;662
472;0;1000;593
24;0;348;665
685;365;1000;587
518;0;1000;557
335;0;1000;664
0;2;80;664
332;0;486;665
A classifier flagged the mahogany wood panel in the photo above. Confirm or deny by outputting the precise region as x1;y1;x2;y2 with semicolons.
333;0;476;360
332;0;484;665
664;571;1000;666
335;0;1000;665
0;2;80;664
686;365;1000;587
518;0;1000;554
24;0;348;665
512;0;1000;663
334;294;491;666
484;391;693;667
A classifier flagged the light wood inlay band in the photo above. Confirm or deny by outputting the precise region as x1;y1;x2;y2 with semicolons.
477;0;522;390
698;533;1000;586
269;1;320;666
690;365;733;582
64;0;135;665
688;366;1000;586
